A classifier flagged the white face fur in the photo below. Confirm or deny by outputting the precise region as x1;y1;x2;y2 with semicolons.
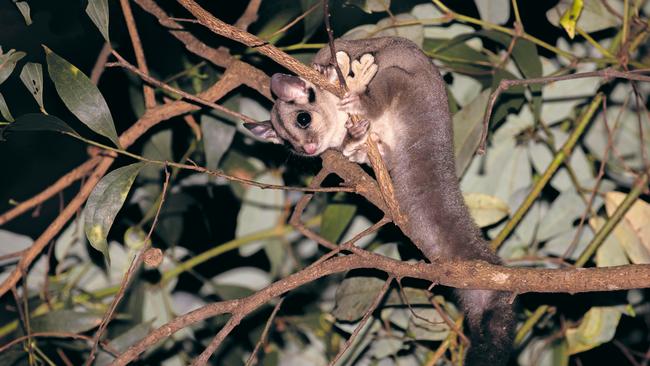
244;73;349;157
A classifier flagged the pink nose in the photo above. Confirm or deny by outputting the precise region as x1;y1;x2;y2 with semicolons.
303;143;318;155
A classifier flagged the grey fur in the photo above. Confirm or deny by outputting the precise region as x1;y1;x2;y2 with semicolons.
247;37;514;365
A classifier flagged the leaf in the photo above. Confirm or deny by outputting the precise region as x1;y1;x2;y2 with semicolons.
30;310;102;333
320;204;357;243
537;190;586;241
423;37;491;74
474;0;510;25
201;114;236;171
406;307;449;341
464;193;510;227
604;192;650;264
333;276;386;321
593;217;629;267
565;306;623;355
0;48;26;85
453;89;490;176
300;0;324;41
7;113;78;135
491;68;526;124
95;322;153;366
559;0;584;38
139;129;172;181
236;172;285;257
210;267;271;291
368;337;405;359
518;337;569;366
86;0;110;42
547;0;621;34
345;0;391;13
45;46;120;147
343;14;424;47
84;163;145;264
13;1;32;26
0;93;14;122
19;62;44;109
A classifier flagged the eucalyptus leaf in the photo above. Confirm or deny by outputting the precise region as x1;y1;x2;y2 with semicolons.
84;163;146;264
345;0;391;13
201;114;236;171
464;192;510;227
333;276;386;321
300;0;324;41
0;48;26;84
6;113;78;136
19;62;44;108
95;322;153;366
593;217;629;267
474;0;510;25
320;203;357;243
45;46;120;147
140;129;172;181
237;172;285;257
86;0;110;42
547;0;621;34
30;310;102;333
406;307;449;341
0;93;14;122
566;306;623;355
604;192;650;264
13;1;32;25
453;89;490;176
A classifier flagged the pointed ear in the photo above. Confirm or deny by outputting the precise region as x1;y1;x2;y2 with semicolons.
243;121;283;144
271;73;309;103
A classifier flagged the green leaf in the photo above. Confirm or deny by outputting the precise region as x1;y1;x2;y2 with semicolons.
566;306;623;355
86;0;110;42
201;114;236;171
6;113;78;136
13;1;32;26
139;129;172;181
30;310;102;333
474;0;510;25
491;68;526;124
19;62;44;109
453;89;490;176
84;163;146;264
464;192;510;227
300;0;324;42
423;37;491;74
0;92;14;122
320;203;357;243
44;46;120;147
236;172;285;257
333;276;386;321
406;307;449;341
345;0;391;13
0;48;26;85
547;0;620;34
95;322;153;366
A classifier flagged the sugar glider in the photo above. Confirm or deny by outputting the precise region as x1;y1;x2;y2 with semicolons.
245;36;514;365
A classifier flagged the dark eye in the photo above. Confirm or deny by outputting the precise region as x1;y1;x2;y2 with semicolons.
296;112;311;128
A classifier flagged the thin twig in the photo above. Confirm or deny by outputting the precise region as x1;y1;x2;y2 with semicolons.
244;298;285;366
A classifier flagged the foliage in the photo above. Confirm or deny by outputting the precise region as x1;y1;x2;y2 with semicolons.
0;0;649;365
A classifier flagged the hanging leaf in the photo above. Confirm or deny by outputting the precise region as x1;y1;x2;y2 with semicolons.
453;89;490;176
19;62;44;109
333;276;386;321
13;1;32;26
474;0;510;25
566;306;624;355
139;129;172;181
345;0;391;13
30;310;102;333
559;0;584;38
320;203;357;243
464;192;510;227
84;163;146;264
86;0;110;42
547;0;620;34
0;48;26;84
7;113;78;135
44;46;120;147
0;93;14;122
201;114;236;171
604;192;650;264
300;0;324;42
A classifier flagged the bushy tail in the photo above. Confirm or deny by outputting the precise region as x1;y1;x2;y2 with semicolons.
457;289;515;365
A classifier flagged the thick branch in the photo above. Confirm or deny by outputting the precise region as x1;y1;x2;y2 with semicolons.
112;252;650;365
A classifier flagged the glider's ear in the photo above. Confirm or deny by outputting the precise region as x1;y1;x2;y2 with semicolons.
243;121;283;144
271;73;309;104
